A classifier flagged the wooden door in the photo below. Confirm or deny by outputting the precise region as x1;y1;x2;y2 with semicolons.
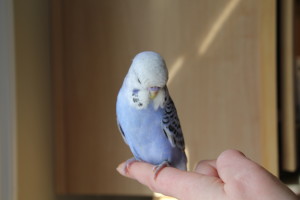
52;0;277;195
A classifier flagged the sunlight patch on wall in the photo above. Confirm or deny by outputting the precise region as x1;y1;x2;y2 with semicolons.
198;0;240;55
168;56;185;85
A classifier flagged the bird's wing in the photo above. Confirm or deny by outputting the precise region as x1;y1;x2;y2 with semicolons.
161;90;185;151
117;120;128;145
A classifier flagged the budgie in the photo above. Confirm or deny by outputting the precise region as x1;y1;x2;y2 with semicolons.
116;51;187;177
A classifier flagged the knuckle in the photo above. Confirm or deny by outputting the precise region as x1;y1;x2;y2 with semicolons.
194;160;211;171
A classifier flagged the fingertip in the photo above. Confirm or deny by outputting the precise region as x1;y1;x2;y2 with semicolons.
217;149;247;166
116;162;126;176
216;149;261;183
194;160;218;177
218;149;246;160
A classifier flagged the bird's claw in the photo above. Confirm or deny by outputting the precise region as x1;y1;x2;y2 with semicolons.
124;157;137;174
153;161;170;179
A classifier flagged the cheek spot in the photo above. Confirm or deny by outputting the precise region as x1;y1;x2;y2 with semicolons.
132;89;139;95
133;98;138;103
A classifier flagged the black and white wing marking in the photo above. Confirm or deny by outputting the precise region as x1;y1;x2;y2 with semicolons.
162;90;185;151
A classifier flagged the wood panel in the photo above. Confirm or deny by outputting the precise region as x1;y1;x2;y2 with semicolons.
280;0;297;172
295;0;300;57
52;0;277;195
259;0;278;175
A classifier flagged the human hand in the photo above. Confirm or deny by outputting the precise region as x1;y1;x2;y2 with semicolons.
117;149;298;200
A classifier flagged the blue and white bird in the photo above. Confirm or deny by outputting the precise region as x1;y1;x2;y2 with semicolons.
116;51;187;176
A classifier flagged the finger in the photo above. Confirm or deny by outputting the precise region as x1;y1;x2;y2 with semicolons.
194;160;218;177
216;149;298;199
117;161;191;197
117;160;224;199
216;150;265;183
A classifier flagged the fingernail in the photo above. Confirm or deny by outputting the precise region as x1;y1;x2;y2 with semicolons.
116;162;126;176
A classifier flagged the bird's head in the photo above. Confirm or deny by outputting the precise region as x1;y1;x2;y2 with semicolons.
127;51;168;109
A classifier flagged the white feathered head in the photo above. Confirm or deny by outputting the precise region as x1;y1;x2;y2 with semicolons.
130;51;168;88
126;51;169;110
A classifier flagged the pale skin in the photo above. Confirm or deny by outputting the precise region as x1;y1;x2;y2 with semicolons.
117;149;298;200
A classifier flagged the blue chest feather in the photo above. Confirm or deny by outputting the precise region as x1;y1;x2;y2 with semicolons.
116;86;187;170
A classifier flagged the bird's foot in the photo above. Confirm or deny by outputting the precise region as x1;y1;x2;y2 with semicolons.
123;157;137;175
153;161;170;179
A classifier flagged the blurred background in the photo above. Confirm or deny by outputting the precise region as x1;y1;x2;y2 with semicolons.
1;0;300;199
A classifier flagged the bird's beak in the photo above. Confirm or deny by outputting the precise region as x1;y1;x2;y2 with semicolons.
150;91;159;99
149;87;160;99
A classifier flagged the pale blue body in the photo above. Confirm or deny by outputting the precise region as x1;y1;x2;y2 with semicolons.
116;81;187;170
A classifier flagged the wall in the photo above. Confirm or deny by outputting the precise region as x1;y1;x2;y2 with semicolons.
14;0;55;199
14;0;150;199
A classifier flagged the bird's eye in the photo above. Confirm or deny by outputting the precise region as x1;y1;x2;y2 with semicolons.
149;86;160;92
137;78;141;84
